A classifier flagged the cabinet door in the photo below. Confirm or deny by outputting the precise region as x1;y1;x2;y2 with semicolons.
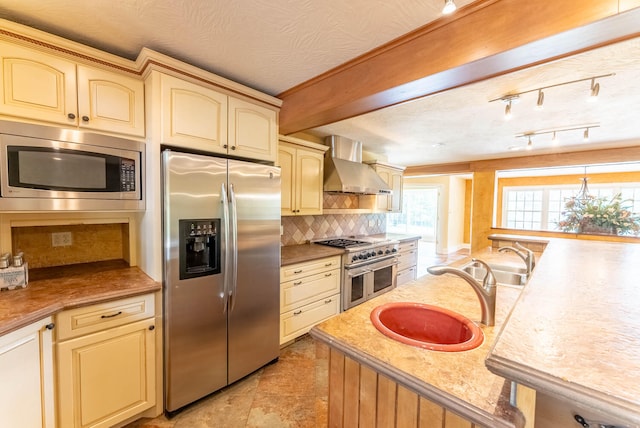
279;144;296;216
0;41;77;126
295;148;324;215
389;170;403;212
57;318;156;428
375;168;392;211
77;65;145;137
0;317;55;428
160;73;228;154
228;96;277;162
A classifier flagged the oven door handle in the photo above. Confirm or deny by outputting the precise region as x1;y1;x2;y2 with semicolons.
347;268;372;278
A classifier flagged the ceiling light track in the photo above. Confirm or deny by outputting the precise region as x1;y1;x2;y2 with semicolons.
514;123;600;148
489;73;615;116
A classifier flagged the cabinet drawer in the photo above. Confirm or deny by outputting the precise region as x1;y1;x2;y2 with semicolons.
281;268;340;313
398;239;418;252
397;267;417;286
280;255;341;281
56;294;155;341
280;294;340;344
397;250;418;271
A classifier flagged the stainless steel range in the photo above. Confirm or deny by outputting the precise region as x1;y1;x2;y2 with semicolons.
314;237;399;310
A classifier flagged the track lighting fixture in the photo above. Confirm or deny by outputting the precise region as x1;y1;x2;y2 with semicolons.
490;73;614;114
501;95;518;120
442;0;457;14
504;102;512;120
535;90;544;110
589;78;600;101
514;123;599;148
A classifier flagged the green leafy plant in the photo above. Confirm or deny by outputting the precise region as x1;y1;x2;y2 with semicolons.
557;193;640;235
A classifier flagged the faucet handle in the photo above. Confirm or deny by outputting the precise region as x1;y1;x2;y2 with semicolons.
471;258;496;289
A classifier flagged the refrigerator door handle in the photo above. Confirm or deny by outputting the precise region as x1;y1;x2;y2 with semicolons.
229;183;239;312
221;182;230;313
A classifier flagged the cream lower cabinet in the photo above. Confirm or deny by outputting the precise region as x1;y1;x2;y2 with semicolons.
365;161;405;213
0;317;55;428
0;41;145;137
56;294;156;428
159;72;277;162
280;255;341;344
278;136;328;216
397;238;419;285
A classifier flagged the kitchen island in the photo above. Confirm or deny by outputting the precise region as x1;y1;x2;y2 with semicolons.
486;239;640;427
310;247;526;428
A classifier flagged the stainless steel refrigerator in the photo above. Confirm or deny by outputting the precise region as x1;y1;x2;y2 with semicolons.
162;149;281;413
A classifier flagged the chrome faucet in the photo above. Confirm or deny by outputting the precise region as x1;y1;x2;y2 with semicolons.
498;242;535;274
427;258;497;326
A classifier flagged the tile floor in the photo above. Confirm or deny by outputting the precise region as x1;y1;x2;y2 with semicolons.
124;243;468;428
124;335;328;428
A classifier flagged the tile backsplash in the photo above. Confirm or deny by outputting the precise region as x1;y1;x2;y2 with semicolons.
281;213;386;246
11;223;129;268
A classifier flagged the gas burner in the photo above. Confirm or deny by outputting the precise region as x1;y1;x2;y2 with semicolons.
314;238;370;248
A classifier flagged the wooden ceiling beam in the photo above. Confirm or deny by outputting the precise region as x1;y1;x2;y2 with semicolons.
278;0;640;135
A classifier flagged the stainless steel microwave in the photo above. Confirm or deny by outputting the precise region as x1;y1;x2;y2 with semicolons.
0;121;144;211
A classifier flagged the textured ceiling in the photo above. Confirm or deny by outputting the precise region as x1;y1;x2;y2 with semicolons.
0;0;475;95
0;1;638;168
308;37;640;167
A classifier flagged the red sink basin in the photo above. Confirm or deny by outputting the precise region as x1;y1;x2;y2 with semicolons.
370;302;484;351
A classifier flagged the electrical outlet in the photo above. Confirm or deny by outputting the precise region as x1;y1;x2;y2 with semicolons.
52;232;72;247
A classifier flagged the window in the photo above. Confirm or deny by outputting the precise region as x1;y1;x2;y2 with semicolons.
502;183;640;231
387;188;438;239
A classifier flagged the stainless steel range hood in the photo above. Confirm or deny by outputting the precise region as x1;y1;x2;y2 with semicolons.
323;135;391;195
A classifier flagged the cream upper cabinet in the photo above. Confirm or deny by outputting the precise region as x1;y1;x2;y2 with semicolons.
0;41;145;137
229;96;277;162
160;73;228;154
366;161;405;213
278;136;328;216
56;294;156;428
0;41;77;126
76;65;145;137
160;73;277;162
0;317;55;428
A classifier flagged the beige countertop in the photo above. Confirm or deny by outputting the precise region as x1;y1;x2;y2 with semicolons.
311;247;525;428
486;239;640;427
280;243;345;266
0;260;160;336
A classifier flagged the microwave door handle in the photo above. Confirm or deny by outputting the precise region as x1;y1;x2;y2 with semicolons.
221;182;230;313
228;183;238;312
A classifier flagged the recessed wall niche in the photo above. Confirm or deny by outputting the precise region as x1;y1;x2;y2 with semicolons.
11;223;130;269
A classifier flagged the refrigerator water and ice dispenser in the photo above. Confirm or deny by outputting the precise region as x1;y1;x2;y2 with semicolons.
178;219;221;279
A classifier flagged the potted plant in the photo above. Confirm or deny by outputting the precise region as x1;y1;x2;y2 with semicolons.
557;193;640;236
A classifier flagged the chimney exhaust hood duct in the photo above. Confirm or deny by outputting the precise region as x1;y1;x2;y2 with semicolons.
323;135;392;195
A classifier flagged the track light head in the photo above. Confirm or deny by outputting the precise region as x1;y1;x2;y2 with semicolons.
583;128;590;142
526;135;533;150
589;79;600;101
535;90;544;110
551;131;559;144
504;102;513;120
442;0;457;14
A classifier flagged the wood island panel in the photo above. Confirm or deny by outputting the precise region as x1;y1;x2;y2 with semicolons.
327;348;482;428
